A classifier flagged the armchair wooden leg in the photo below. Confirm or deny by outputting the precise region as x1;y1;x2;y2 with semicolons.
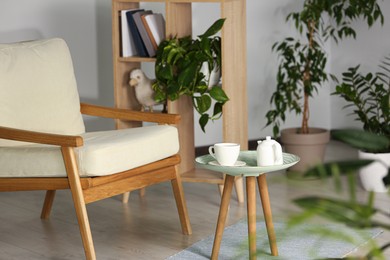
139;188;146;196
122;188;145;203
122;192;130;203
62;147;96;260
41;190;56;219
171;169;192;235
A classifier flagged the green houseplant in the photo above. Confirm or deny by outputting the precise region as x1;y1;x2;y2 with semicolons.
265;0;383;171
291;129;390;258
152;19;228;132
334;56;390;143
333;55;390;192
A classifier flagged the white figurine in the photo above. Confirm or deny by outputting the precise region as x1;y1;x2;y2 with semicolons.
129;69;163;112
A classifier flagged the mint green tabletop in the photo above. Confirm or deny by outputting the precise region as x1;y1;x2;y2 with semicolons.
195;151;300;177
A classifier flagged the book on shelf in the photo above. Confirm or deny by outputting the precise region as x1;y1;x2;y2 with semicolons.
132;10;156;57
141;13;166;51
125;9;149;57
121;9;141;57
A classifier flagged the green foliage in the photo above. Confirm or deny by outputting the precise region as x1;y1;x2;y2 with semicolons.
333;56;390;143
153;19;228;132
292;129;390;258
265;0;384;137
332;129;390;153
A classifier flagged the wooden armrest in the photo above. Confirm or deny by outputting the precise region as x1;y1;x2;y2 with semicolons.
80;103;180;125
0;126;83;147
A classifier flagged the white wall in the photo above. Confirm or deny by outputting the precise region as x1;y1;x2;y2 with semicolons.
0;0;114;131
1;0;389;146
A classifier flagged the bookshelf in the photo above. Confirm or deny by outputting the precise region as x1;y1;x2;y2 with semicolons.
112;0;247;200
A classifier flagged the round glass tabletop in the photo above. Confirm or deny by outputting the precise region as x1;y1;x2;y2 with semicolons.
195;151;300;176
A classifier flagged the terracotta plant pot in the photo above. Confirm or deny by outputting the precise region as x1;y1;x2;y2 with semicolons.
281;128;330;173
358;151;390;193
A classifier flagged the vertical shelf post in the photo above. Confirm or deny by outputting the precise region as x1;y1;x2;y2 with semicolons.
221;0;248;149
166;2;195;175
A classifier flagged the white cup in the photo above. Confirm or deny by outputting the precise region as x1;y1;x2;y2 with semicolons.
208;143;240;166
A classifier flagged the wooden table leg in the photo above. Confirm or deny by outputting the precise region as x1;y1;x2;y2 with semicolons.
246;176;257;260
211;175;235;260
234;176;245;203
257;174;278;256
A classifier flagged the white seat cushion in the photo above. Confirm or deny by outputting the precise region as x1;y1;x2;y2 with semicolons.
0;125;179;177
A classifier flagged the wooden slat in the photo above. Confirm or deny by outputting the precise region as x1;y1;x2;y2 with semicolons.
0;178;75;191
80;103;180;125
83;167;176;204
0;126;83;147
0;156;180;192
118;57;156;62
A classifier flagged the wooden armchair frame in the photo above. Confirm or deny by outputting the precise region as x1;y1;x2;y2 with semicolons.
0;103;192;260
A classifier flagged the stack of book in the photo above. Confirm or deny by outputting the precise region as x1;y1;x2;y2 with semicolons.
121;9;166;58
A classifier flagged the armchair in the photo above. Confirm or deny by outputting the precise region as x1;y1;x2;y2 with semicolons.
0;38;191;260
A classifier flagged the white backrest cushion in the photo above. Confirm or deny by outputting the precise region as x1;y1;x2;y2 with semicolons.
0;38;85;146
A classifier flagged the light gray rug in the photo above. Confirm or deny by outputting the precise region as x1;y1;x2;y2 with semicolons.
167;220;383;260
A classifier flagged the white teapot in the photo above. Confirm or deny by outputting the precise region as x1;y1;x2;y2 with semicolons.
257;136;283;166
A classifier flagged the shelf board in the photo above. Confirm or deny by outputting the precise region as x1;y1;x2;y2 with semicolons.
119;57;156;63
114;0;165;3
170;0;224;3
181;168;224;184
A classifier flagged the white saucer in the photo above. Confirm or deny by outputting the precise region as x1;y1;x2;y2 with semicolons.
208;160;246;167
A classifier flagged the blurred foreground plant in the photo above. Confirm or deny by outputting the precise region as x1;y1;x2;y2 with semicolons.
290;129;390;259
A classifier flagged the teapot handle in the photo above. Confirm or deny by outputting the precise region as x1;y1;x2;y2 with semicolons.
272;141;283;165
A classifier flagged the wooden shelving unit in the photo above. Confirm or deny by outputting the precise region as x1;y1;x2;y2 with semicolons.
111;0;247;189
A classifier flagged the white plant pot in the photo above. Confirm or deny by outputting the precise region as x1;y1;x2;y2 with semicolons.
358;150;390;193
200;61;221;88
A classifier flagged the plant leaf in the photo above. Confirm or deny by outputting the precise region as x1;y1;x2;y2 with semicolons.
194;95;212;114
198;18;225;38
209;86;229;102
304;159;375;178
293;196;377;228
331;129;390;152
199;114;209;133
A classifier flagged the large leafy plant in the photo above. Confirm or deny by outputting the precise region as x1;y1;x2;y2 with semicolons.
153;19;228;132
333;55;390;150
291;129;390;258
265;0;383;136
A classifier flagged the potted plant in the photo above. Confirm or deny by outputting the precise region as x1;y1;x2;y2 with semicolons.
152;18;228;132
265;0;383;172
333;55;390;192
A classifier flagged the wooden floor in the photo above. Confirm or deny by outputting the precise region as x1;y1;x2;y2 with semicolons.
0;141;389;259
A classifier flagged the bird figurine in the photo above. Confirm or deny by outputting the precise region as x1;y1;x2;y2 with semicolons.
129;69;164;112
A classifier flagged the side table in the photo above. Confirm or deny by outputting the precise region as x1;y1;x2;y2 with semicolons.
195;151;299;260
